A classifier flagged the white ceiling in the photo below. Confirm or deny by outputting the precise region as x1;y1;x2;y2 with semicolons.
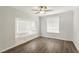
12;6;77;16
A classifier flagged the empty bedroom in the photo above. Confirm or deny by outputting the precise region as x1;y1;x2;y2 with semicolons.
0;6;79;53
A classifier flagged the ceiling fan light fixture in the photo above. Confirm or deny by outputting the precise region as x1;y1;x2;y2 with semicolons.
32;6;53;14
40;11;46;14
39;6;47;11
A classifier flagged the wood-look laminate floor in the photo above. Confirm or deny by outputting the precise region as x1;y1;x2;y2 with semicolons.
4;37;78;53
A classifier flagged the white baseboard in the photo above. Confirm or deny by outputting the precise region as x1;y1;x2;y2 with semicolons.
41;36;72;41
72;41;79;52
0;35;39;53
1;35;73;52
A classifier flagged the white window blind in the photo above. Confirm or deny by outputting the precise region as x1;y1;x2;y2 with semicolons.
15;18;37;38
47;16;59;33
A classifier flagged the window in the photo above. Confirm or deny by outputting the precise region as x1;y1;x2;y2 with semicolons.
47;16;59;33
15;18;37;38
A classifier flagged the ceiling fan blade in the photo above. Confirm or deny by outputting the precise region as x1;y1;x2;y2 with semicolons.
35;12;40;14
45;10;53;12
32;9;39;11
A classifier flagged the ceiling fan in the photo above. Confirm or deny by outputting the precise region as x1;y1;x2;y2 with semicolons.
32;6;53;14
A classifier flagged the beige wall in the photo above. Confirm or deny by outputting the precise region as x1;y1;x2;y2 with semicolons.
40;11;73;41
73;7;79;51
0;7;40;52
